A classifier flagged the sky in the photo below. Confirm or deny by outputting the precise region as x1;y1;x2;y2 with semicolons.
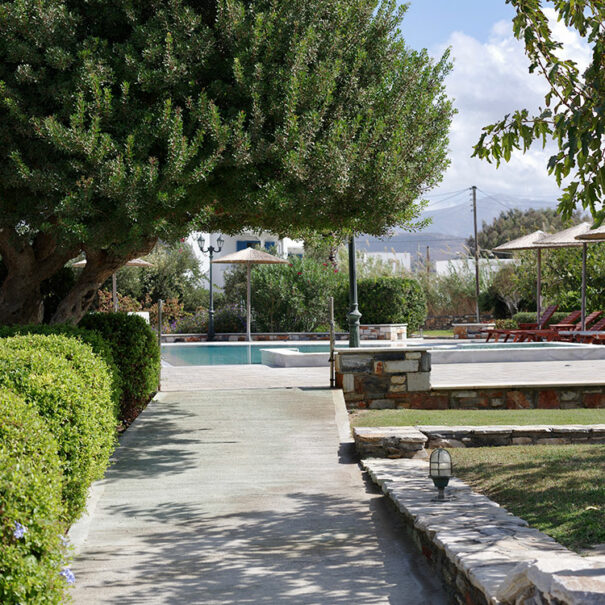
395;1;591;211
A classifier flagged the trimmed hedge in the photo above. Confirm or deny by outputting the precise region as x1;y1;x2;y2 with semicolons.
0;390;68;604
513;311;571;326
0;323;121;418
80;313;160;415
335;276;427;332
0;335;116;522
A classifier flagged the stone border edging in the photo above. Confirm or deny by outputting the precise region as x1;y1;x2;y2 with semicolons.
362;458;605;605
354;424;605;458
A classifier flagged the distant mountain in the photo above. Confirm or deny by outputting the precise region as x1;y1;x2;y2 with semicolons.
357;193;559;267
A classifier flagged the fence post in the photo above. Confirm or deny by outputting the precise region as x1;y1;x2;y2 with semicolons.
158;299;163;346
329;297;336;389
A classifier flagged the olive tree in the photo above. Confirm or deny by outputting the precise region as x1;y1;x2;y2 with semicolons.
0;0;453;324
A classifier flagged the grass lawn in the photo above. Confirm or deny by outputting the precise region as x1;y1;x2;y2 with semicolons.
412;329;453;338
451;444;605;552
349;408;605;427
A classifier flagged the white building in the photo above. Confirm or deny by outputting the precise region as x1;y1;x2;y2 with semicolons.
360;251;412;273
433;258;516;276
188;231;304;289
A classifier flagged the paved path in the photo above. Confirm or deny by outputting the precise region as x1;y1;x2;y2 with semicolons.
161;363;329;391
70;388;446;604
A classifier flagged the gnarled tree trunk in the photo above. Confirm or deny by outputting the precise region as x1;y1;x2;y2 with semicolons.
0;228;76;325
50;239;157;325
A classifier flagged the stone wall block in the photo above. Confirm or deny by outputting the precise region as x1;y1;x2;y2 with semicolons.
389;383;408;393
537;390;560;409
355;374;392;397
506;391;532;409
369;399;396;410
406;372;431;392
339;354;373;373
583;393;605;408
374;360;384;375
512;437;534;445
342;373;355;393
391;375;406;385
420;352;431;372
406;352;422;360
384;359;419;373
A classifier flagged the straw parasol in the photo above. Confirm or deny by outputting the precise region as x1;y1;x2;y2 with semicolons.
493;230;549;323
212;247;289;341
535;223;593;328
576;224;605;241
71;257;153;312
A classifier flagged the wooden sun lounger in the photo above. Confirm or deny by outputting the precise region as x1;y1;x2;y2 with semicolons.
485;305;558;342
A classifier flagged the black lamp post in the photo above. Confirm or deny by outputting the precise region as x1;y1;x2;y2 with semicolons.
197;233;224;341
348;236;361;348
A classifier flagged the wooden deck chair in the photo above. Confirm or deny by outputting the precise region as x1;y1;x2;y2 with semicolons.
567;315;605;343
486;305;558;342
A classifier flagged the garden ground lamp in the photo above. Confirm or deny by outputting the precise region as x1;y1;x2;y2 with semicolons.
429;448;453;501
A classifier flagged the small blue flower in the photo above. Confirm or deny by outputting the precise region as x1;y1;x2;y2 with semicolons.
13;522;27;539
60;535;70;547
60;568;76;584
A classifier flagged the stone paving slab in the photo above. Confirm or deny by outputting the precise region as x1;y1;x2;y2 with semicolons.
363;458;605;605
69;389;447;604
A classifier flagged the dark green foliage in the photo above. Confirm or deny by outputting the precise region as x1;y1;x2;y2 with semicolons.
222;255;346;332
111;241;207;313
335;276;427;332
512;311;571;326
80;313;159;415
0;335;116;522
0;0;454;325
40;267;76;323
467;208;584;255
0;390;68;604
474;1;605;222
0;323;121;417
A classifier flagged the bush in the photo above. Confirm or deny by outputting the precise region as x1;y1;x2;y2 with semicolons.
223;256;345;332
335;276;427;332
80;313;160;417
512;311;570;326
0;323;122;417
494;319;518;329
0;390;69;604
0;335;116;522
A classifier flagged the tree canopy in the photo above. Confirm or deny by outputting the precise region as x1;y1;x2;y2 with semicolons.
473;0;605;223
466;207;584;255
0;0;454;324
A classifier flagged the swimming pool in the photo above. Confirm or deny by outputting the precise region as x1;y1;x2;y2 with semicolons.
162;343;334;366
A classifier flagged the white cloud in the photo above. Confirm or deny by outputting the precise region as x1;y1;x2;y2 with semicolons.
425;14;590;208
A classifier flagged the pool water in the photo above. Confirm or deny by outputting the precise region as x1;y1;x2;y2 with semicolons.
162;343;333;366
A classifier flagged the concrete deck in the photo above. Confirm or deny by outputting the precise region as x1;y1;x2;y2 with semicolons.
69;388;446;604
160;359;605;392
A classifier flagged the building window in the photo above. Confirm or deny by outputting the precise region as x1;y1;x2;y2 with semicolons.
264;241;276;251
236;240;260;251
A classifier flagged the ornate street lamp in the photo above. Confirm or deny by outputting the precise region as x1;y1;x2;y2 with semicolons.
348;236;361;347
429;448;453;501
197;234;224;341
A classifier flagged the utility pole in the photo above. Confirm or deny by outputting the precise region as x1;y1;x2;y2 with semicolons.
472;185;480;322
426;246;431;275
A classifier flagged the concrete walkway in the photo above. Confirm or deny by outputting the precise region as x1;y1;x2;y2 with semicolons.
70;388;447;604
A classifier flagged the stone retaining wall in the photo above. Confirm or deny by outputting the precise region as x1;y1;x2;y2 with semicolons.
424;313;493;330
354;425;605;458
336;349;605;410
363;458;605;605
163;331;349;343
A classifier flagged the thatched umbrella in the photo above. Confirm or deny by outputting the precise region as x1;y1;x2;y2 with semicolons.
535;222;592;328
212;247;289;341
71;258;153;312
493;230;549;324
576;224;605;240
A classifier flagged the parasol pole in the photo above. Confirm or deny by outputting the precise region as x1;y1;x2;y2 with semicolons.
536;248;542;326
246;263;252;342
581;242;587;330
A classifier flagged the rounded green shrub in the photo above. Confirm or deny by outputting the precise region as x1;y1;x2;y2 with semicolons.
335;276;427;332
513;311;570;326
0;390;69;604
0;335;116;522
79;313;160;416
0;324;122;419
